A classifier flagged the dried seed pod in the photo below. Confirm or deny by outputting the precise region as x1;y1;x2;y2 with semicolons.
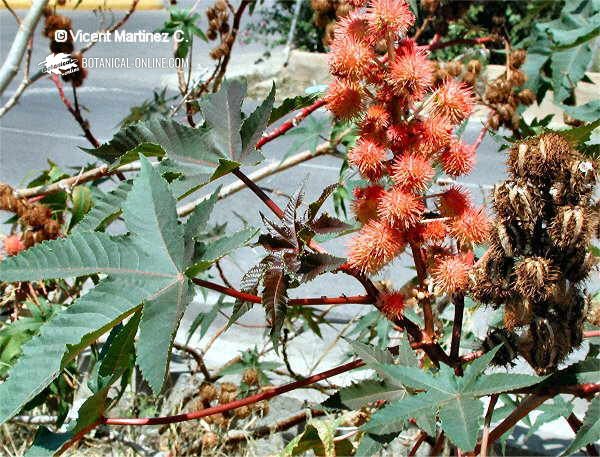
492;180;542;226
446;61;463;77
202;431;219;449
508;69;526;87
587;299;600;326
493;220;529;257
311;0;332;12
200;383;218;402
234;405;252;419
242;367;260;386
503;298;532;330
549;205;593;250
481;328;519;366
524;318;577;375
510;49;527;69
470;247;514;306
560;249;596;282
514;257;558;302
467;59;482;75
518;89;536;105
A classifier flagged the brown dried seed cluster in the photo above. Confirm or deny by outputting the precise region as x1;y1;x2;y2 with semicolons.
485;49;534;131
309;0;355;46
42;10;88;86
471;132;598;374
433;58;483;88
192;380;271;433
206;0;237;60
0;183;61;248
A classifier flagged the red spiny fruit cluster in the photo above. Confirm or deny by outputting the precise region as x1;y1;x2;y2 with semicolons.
326;0;489;315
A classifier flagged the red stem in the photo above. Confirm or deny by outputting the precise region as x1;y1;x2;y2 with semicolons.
190;277;372;305
256;99;327;149
428;35;499;52
103;359;365;425
231;168;285;219
51;75;100;148
450;294;465;371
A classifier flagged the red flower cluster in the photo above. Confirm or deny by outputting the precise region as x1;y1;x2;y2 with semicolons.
327;0;489;293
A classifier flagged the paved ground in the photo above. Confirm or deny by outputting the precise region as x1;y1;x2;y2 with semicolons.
0;6;588;455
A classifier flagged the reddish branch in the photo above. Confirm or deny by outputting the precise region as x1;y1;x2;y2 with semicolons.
256;99;327;149
190;277;372;305
409;241;436;340
428;35;500;52
103;359;365;425
51;75;100;148
450;294;465;372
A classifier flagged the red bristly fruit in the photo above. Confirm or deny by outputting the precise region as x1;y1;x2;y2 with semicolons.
3;234;25;256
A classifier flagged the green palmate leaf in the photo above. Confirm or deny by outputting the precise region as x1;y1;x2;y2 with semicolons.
200;79;274;166
355;433;385;457
378;364;455;393
363;345;544;451
561;100;600;122
551;42;593;103
0;277;151;424
349;340;394;382
77;312;140;432
74;181;132;233
561;396;600;456
438;396;483;451
83;118;221;170
338;379;406;410
0;156;203;423
200;79;245;160
268;92;321;125
240;83;276;154
26;427;72;457
183;188;219;244
186;227;258;276
363;390;445;435
137;280;194;393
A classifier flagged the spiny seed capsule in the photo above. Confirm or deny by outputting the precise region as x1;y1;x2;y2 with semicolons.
549;205;592;250
481;328;519;366
492;180;540;225
200;383;218;402
514;257;558;302
503;298;532;331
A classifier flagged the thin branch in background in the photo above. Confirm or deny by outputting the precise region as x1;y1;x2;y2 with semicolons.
79;0;141;54
51;76;100;148
450;294;465;373
172;341;213;381
566;412;599;457
212;0;250;91
475;394;551;454
2;0;21;25
480;394;499;457
224;408;325;444
409;430;428;457
0;0;48;96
